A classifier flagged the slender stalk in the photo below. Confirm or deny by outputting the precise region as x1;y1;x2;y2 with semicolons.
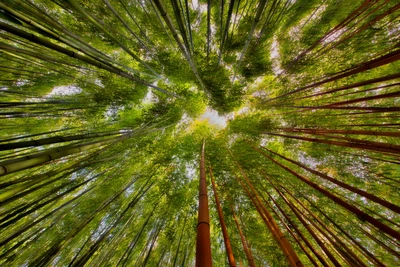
196;140;212;267
209;165;236;266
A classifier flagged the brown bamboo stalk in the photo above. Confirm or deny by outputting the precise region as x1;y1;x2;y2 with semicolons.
279;127;400;137
264;174;342;266
232;171;296;266
323;91;400;106
260;181;331;267
301;74;400;101
229;203;256;267
315;2;400;60
303;81;400;101
300;192;387;266
209;166;236;267
230;152;303;267
257;187;321;267
313;133;400;152
255;146;400;241
289;106;400;112
264;132;400;155
269;48;400;101
196;140;212;267
259;145;400;214
358;227;400;260
280;186;369;267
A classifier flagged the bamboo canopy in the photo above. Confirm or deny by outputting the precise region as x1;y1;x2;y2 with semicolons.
0;0;399;266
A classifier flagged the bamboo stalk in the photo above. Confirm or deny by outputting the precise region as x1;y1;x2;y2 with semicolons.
257;148;400;241
196;140;212;267
209;165;236;267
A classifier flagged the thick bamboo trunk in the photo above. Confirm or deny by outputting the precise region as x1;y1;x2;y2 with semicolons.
209;166;236;266
196;140;212;267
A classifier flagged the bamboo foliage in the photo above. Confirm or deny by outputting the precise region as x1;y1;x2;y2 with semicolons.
0;0;399;266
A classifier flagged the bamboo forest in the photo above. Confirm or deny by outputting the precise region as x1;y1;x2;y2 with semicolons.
1;0;400;266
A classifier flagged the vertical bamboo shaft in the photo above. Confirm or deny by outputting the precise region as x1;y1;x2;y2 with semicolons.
210;166;236;266
230;203;256;267
229;150;303;267
196;140;212;267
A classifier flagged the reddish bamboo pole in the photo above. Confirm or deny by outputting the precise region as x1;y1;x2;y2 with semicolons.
271;48;400;101
299;191;387;266
264;132;400;155
260;182;330;267
297;75;400;100
324;90;400;106
255;146;400;241
232;171;295;266
279;127;400;137
196;140;212;267
280;185;369;267
263;174;342;267
259;145;400;214
257;188;320;267
229;151;303;267
230;203;256;267
209;166;236;267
